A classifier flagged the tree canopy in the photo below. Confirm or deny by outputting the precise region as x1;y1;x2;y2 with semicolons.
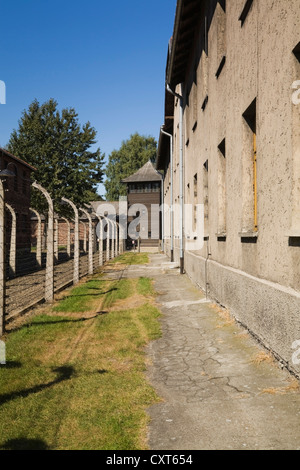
104;133;157;201
7;98;104;213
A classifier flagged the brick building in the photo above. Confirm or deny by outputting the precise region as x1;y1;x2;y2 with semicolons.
0;147;35;252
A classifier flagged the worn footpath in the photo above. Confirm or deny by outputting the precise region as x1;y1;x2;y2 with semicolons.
125;253;300;450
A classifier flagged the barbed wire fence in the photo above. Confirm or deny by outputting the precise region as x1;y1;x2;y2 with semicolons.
0;181;124;335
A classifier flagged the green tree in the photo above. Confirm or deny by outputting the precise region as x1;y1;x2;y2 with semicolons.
105;133;157;201
8;98;104;213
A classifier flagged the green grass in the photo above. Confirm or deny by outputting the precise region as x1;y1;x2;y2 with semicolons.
52;279;107;313
0;264;162;450
102;279;133;309
137;277;155;297
112;252;149;265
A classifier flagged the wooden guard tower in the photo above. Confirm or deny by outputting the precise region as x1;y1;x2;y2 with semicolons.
122;161;162;249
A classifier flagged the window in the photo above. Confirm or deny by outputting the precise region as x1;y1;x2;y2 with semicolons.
152;182;160;192
193;174;198;230
239;0;254;27
217;139;226;238
289;42;300;239
216;56;226;79
218;0;226;12
203;161;209;235
216;2;226;78
203;16;208;56
202;95;208;112
293;42;300;63
241;98;258;235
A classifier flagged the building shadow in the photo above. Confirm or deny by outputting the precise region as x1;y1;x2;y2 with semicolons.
0;438;50;450
0;361;22;369
0;366;75;407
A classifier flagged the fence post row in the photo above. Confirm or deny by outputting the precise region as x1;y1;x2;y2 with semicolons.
0;186;122;336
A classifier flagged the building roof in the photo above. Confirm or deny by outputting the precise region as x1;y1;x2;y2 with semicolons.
0;147;36;171
122;161;162;183
167;0;203;88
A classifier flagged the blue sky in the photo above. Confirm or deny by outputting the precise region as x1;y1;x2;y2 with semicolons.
0;0;177;197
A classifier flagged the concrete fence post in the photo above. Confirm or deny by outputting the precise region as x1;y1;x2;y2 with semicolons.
105;217;110;261
62;198;79;285
30;208;42;268
32;182;54;303
118;222;123;254
93;213;104;266
80;208;93;275
5;204;16;278
114;222;118;257
54;218;59;262
111;220;115;259
0;181;6;336
80;221;87;253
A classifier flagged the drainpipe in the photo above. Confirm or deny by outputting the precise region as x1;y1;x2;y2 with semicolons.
160;176;164;252
160;126;174;262
166;83;184;274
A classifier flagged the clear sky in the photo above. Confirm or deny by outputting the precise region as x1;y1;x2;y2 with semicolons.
0;0;177;197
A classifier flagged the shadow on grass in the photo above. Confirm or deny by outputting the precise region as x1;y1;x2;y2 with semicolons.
58;287;117;300
8;312;109;334
0;438;50;450
0;361;22;369
0;366;75;407
29;314;109;326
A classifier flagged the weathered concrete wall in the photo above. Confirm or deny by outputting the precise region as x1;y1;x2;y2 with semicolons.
162;0;300;376
185;250;300;377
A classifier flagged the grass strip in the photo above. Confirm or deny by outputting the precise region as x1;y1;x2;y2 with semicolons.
0;263;161;450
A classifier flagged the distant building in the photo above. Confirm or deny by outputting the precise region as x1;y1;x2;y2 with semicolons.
122;161;163;249
0;147;35;252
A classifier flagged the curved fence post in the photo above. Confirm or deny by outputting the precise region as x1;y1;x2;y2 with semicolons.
0;181;5;336
32;182;54;303
93;213;104;267
30;208;42;268
80;208;93;275
62;198;79;285
5;203;16;278
54;218;59;262
104;217;110;262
